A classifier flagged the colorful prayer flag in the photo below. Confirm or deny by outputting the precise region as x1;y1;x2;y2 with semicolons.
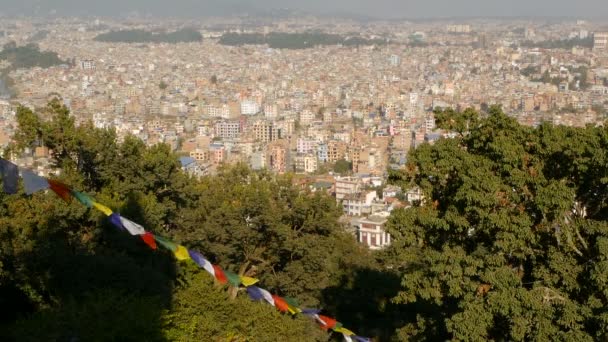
212;264;228;284
284;297;301;314
0;159;19;194
48;179;72;202
141;232;157;249
154;235;177;251
301;309;322;315
252;286;275;306
109;213;124;231
240;276;259;287
271;295;290;313
334;327;354;336
317;315;337;330
119;216;146;235
246;286;265;301
72;191;94;208
92;201;113;216
174;245;190;261
22;170;49;195
224;270;242;287
188;250;216;276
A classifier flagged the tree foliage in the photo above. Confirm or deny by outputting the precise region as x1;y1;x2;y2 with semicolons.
1;100;376;340
385;106;608;340
94;28;202;44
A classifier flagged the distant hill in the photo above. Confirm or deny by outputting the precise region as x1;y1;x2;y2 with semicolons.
93;28;202;43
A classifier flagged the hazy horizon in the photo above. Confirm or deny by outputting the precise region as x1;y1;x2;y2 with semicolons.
0;0;607;19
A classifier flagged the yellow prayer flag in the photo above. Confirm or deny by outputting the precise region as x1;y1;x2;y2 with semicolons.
334;327;355;336
92;201;113;216
174;245;190;261
287;305;302;315
240;276;259;287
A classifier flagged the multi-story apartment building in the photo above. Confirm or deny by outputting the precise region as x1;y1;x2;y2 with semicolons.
215;121;241;139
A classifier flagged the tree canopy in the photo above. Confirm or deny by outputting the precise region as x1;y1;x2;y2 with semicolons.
2;101;608;340
93;28;202;44
385;106;608;340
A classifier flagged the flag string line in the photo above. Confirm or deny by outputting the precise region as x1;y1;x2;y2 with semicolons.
1;158;371;342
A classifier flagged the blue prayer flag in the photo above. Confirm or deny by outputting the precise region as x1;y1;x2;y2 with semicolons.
22;169;50;195
109;213;124;231
246;286;265;301
0;159;19;194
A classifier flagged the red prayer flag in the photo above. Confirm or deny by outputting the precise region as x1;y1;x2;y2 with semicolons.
48;180;72;202
317;315;337;330
213;265;228;284
272;295;290;313
140;232;157;250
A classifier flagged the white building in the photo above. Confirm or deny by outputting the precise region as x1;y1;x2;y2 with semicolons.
241;100;260;115
594;32;608;51
356;213;391;250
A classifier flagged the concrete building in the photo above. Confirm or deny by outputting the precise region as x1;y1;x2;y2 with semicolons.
335;176;362;201
240;100;260;115
594;32;608;51
215;121;241;139
356;214;391;250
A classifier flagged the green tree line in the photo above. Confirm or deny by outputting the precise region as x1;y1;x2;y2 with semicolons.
94;28;202;44
219;32;386;49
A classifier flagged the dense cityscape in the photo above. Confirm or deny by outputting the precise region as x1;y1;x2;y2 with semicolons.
1;7;608;341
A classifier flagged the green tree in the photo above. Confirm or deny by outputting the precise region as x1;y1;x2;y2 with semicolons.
385;106;608;340
333;159;352;175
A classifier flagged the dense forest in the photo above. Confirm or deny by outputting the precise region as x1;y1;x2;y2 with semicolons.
0;42;65;70
0;101;607;341
218;32;387;49
521;36;594;49
93;28;203;43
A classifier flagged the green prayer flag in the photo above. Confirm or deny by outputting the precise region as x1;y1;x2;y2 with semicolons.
154;235;177;252
224;270;242;287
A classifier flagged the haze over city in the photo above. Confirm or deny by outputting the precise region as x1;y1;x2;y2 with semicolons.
1;0;608;18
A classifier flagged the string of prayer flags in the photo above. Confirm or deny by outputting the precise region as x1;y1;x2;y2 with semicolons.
9;162;371;342
0;158;19;194
22;169;50;195
48;179;72;202
141;232;157;250
92;201;113;216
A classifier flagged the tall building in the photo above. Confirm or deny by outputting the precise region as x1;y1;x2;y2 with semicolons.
594;32;608;51
252;121;274;143
389;54;401;66
214;121;241;139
